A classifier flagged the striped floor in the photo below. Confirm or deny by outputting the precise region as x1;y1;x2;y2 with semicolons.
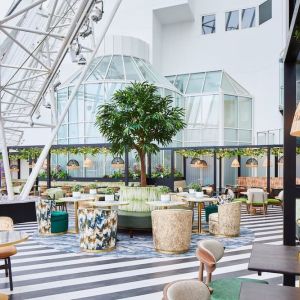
1;207;285;299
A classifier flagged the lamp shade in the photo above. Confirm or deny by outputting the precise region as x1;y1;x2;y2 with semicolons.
42;160;48;170
231;158;240;168
262;158;273;167
67;159;80;170
111;157;124;169
278;156;284;166
290;102;300;136
245;158;258;168
198;159;208;168
190;157;201;168
10;165;19;172
83;157;93;168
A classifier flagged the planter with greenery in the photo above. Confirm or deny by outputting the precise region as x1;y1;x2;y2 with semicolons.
95;82;185;187
104;187;115;202
72;184;82;198
188;182;203;197
89;183;98;195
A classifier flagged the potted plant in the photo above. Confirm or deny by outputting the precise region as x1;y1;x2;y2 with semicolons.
189;183;203;197
159;186;170;202
95;82;185;187
89;183;98;195
105;188;115;202
72;184;82;198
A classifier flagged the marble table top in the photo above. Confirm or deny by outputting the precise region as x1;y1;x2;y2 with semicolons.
0;231;29;247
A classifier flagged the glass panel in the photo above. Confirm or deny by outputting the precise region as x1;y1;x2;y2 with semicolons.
224;95;238;127
259;0;272;25
242;8;256;29
88;55;111;80
225;10;239;31
221;73;236;94
174;74;189;93
203;71;221;92
166;75;176;85
239;97;252;129
186;73;205;94
224;128;238;141
133;58;157;83
202;14;216;34
239;130;252;142
83;57;102;81
123;56;141;81
106;55;125;80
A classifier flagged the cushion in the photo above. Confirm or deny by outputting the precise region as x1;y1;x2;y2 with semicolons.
0;245;17;259
233;198;247;203
267;199;281;205
167;280;210;300
209;213;219;223
246;201;267;206
210;278;268;300
205;205;218;222
51;211;68;221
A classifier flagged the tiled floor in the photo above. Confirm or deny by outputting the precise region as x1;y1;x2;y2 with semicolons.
1;207;284;299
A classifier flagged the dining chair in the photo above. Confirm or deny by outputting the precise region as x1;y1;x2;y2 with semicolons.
0;217;17;291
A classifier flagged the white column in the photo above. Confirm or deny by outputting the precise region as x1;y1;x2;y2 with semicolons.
0;118;14;199
20;0;123;200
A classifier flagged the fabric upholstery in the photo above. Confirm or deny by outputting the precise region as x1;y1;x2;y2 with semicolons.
151;209;192;253
247;188;267;204
0;217;14;231
35;199;55;235
277;190;284;201
267;199;281;205
197;240;224;262
209;202;241;236
164;280;211;300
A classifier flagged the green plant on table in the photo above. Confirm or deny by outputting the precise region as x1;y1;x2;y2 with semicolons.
105;188;115;195
159;186;170;194
188;182;202;192
72;184;82;192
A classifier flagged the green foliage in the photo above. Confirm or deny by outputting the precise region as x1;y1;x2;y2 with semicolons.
105;188;115;195
188;182;202;192
95;82;186;155
110;170;123;179
72;184;82;192
159;186;170;194
89;183;98;189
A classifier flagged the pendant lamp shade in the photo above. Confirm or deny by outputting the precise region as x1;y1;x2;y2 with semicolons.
245;158;258;168
83;157;93;168
231;158;240;168
290;102;300;136
278;156;284;166
190;158;201;168
198;159;208;168
67;159;80;170
111;157;125;169
42;160;48;170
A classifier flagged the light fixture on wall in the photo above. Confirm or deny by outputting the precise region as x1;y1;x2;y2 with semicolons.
190;158;201;168
290;102;300;136
231;158;240;168
111;157;124;169
67;159;80;170
10;165;19;172
262;158;273;167
278;156;284;166
245;158;258;168
83;157;93;168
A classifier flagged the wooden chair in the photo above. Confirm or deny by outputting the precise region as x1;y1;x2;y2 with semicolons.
0;217;17;291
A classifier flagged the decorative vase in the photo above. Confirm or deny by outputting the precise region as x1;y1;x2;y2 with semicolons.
161;194;170;203
72;191;81;198
89;189;97;195
189;189;195;194
105;194;114;202
196;191;204;198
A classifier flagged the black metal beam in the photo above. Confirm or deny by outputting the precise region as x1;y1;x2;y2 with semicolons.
183;156;187;179
237;155;241;177
170;150;175;192
219;157;222;193
274;155;278;177
283;61;297;286
147;154;152;178
266;148;271;193
213;151;217;192
124;149;129;186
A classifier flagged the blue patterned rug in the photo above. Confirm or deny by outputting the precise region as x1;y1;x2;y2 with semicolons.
32;225;254;258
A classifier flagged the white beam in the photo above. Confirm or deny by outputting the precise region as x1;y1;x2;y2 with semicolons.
21;0;123;200
5;73;47;87
0;64;48;72
0;118;14;200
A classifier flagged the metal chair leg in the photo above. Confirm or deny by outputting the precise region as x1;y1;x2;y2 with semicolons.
7;257;13;291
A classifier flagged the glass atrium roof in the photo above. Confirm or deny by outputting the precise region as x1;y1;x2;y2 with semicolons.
64;55;177;91
166;71;252;97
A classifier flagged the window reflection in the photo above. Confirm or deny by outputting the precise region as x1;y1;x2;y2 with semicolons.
225;10;239;31
202;15;216;34
242;8;256;29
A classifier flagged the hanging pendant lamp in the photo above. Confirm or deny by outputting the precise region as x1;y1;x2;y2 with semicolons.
231;158;240;168
290;102;300;136
245;158;258;168
67;159;80;170
83;157;93;168
111;157;125;169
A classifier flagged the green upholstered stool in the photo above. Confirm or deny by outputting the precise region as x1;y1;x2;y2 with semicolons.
205;204;218;222
233;198;247;204
210;278;268;300
51;211;68;233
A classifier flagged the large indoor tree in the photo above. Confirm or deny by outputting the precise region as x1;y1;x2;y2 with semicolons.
95;82;185;187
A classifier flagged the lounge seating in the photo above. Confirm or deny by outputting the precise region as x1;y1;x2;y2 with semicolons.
247;188;267;215
209;202;241;237
151;209;193;254
45;188;67;211
78;208;118;252
196;240;268;299
267;190;283;210
0;217;17;290
35;199;68;235
163;280;211;300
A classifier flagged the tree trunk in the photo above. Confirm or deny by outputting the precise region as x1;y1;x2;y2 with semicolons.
139;151;147;187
